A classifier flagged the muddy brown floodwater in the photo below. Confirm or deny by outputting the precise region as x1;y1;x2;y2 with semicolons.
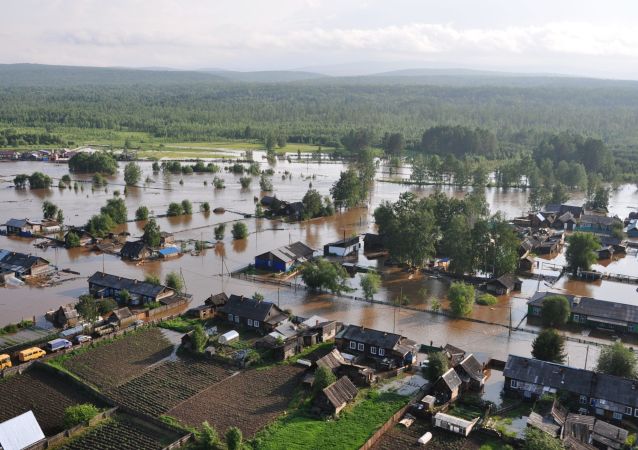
0;154;636;370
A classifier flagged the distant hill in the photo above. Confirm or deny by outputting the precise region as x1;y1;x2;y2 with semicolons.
0;64;226;87
201;69;327;83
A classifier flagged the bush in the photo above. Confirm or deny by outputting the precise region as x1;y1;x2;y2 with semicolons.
167;202;184;216
426;351;449;381
181;199;193;215
63;403;100;428
448;282;475;316
65;231;81;248
200;202;210;213
232;222;248;239
165;271;184;293
476;293;498;306
314;366;337;395
239;176;252;188
135;206;149;221
541;295;571;327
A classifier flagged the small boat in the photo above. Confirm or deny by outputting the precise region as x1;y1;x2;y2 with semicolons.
417;432;432;445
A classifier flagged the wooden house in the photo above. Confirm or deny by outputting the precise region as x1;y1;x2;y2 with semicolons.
218;295;288;333
52;305;80;328
323;236;361;257
0;250;51;278
335;324;417;369
88;271;175;305
432;368;463;404
314;376;358;416
4;218;41;236
120;240;152;261
254;241;314;272
485;274;522;295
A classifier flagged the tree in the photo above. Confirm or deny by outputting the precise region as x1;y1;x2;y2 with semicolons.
135;206;149;221
410;154;428;184
523;427;564;450
76;295;98;322
239;176;252;188
448;282;475;316
97;298;118;315
167;202;183;216
381;132;405;156
119;289;131;304
13;174;28;189
56;209;64;225
528;187;550;212
596;342;637;378
566;232;600;275
142;219;161;247
331;170;364;209
65;231;81;248
181;199;193;215
426;351;449;382
541;295;571;327
145;273;161;285
61;174;72;185
28;172;52;189
191;324;208;353
232;222;248;239
253;292;265;302
201;202;210;213
42;201;58;220
314;365;337;395
101;197;127;224
225;427;243;450
360;272;381;301
86;213;115;237
214;224;226;240
301;258;350;294
259;174;273;191
302;189;323;218
63;404;99;428
69;152;117;174
550;183;570;204
591;186;610;210
123;162;141;186
165;271;184;293
193;422;222;450
532;329;566;363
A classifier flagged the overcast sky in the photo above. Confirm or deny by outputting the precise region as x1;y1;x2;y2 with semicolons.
3;0;638;78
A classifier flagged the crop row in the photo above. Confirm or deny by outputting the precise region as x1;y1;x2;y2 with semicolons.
62;328;174;389
59;415;177;450
168;364;305;438
107;358;233;416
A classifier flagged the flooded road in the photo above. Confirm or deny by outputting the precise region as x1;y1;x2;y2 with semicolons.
0;155;634;368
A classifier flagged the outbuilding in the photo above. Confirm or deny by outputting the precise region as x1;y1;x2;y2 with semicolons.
323;236;361;257
219;330;239;345
433;412;479;436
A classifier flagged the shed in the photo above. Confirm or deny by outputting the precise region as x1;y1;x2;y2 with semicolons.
108;307;135;328
219;330;239;345
158;247;180;259
485;274;522;295
433;412;478;436
120;240;152;261
315;376;358;416
0;411;45;450
323;236;361;257
596;246;614;260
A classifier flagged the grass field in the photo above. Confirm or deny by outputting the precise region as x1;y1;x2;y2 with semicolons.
254;390;408;450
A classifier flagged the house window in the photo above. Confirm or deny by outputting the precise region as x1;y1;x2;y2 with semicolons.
533;307;541;315
370;346;377;355
573;314;580;322
247;319;253;326
510;379;519;389
228;314;234;321
357;343;364;351
234;316;239;323
613;412;623;421
349;341;356;350
579;395;587;404
625;406;632;416
254;320;259;328
378;348;385;356
634;409;638;418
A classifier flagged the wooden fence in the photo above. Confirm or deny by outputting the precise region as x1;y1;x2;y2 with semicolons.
358;402;412;450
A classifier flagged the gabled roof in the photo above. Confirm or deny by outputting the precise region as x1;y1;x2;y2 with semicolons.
0;411;45;450
120;240;151;257
255;241;314;264
0;250;49;273
439;368;462;392
488;274;521;290
579;214;621;227
322;376;358;409
219;295;286;323
557;211;575;223
458;354;484;382
58;305;79;320
504;355;594;395
336;324;403;350
5;218;30;228
316;349;347;372
111;307;133;321
205;292;228;306
592;418;628;448
325;236;360;248
88;271;172;299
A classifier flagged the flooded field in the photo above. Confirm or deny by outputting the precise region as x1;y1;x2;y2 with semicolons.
0;154;636;368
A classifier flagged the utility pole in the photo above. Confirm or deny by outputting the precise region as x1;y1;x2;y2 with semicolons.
508;305;512;337
102;253;105;273
584;345;590;370
180;268;186;294
277;287;280;308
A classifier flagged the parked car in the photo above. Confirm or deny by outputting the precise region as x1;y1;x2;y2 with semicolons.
45;338;72;353
73;335;92;344
17;347;46;362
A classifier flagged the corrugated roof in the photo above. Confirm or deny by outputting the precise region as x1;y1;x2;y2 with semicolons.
158;247;179;255
433;412;475;428
316;349;346;372
256;241;314;264
336;324;403;350
458;354;484;382
219;295;285;323
528;291;638;325
0;410;45;450
440;368;462;391
88;271;171;298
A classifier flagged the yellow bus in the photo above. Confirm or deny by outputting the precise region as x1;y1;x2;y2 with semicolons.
0;353;11;370
17;347;46;362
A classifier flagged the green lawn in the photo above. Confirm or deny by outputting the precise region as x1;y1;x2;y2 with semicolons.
253;391;408;450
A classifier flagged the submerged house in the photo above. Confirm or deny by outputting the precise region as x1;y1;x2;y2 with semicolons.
254;241;314;272
120;240;152;261
485;274;522;295
528;291;638;334
217;295;288;333
0;250;51;278
455;354;487;391
335;324;417;369
88;271;175;305
4;218;41;236
577;215;622;235
323;236;361;257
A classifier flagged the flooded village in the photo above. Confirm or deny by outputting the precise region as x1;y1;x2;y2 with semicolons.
1;146;638;449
